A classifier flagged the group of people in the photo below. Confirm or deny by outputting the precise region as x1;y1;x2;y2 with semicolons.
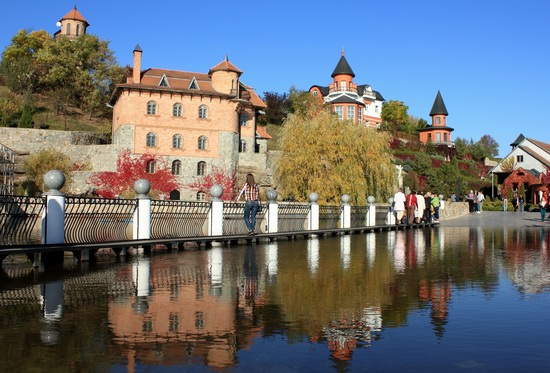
466;190;485;213
393;188;440;225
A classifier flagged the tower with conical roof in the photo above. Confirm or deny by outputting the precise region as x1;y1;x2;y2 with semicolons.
309;51;385;127
418;91;455;158
54;7;89;40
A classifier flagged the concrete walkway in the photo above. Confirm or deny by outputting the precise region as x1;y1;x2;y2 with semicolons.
439;210;548;228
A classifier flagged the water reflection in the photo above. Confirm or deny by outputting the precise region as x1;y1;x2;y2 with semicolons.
1;226;550;371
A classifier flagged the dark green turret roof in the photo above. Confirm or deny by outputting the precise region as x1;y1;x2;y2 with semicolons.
331;52;355;78
429;90;448;116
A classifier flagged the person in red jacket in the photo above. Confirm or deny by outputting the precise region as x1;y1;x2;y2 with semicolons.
405;189;417;225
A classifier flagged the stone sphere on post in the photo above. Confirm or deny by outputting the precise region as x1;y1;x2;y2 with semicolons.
388;197;394;206
309;192;319;204
439;194;444;200
341;194;350;205
43;170;65;195
210;184;223;202
266;188;278;202
367;195;375;205
134;179;151;198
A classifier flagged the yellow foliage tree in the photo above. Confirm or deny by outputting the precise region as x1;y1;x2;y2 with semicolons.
23;149;73;195
500;156;515;173
275;107;396;204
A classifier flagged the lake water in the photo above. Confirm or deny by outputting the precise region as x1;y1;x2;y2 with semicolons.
1;225;549;372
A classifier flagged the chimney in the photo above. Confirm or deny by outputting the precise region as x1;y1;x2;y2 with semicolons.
133;44;142;84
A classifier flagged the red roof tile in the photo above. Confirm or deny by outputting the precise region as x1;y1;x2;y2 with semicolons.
59;7;89;26
256;126;272;139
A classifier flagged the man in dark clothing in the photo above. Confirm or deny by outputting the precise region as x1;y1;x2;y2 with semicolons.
424;192;432;223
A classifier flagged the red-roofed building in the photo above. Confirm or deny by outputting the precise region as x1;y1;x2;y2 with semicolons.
54;7;89;40
108;47;269;200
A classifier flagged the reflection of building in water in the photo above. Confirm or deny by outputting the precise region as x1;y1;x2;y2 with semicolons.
323;307;382;364
419;279;452;338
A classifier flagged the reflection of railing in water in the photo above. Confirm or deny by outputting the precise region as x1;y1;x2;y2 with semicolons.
65;197;136;243
0;195;44;245
278;203;310;232
223;202;267;235
151;200;210;238
320;205;341;229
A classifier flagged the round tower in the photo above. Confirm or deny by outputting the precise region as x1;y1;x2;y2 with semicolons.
55;7;89;40
208;55;243;97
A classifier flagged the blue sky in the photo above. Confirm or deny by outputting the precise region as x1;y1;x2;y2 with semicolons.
2;1;549;157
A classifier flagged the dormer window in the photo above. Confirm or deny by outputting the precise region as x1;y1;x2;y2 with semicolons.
159;74;170;87
189;77;199;90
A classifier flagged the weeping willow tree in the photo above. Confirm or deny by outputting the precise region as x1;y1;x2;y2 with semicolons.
275;105;396;204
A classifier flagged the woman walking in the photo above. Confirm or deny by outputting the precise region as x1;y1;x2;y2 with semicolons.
236;173;261;235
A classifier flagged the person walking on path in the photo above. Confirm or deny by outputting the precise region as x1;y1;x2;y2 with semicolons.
424;192;433;223
405;189;417;225
393;188;406;224
415;190;426;224
467;190;475;213
236;173;261;235
539;195;547;222
519;195;525;212
431;193;440;222
477;191;485;213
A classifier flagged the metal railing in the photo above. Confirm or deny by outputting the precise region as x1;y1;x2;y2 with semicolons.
320;205;341;229
0;145;15;196
0;195;44;245
278;203;310;232
223;202;267;235
151;200;210;238
350;206;368;228
65;197;136;243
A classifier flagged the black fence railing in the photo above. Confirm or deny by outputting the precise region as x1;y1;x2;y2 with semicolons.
151;200;210;239
278;203;310;232
319;205;341;229
350;206;369;228
65;197;136;243
0;195;44;245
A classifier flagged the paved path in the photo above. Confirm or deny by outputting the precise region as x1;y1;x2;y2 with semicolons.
440;210;547;228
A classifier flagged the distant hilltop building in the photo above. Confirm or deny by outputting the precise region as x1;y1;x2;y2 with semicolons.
309;51;385;128
418;90;454;145
54;7;89;40
108;46;269;200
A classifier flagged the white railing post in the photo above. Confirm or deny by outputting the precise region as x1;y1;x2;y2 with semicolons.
42;170;66;245
366;196;376;226
341;194;351;229
209;185;223;237
386;197;396;225
133;179;151;240
308;192;319;231
266;189;279;233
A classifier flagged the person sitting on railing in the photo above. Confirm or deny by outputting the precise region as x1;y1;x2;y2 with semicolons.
236;173;261;235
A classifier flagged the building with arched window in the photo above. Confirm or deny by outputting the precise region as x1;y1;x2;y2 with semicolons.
109;48;269;199
54;7;89;40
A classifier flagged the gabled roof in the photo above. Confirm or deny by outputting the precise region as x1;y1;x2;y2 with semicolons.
429;90;448;116
59;7;89;26
208;55;243;76
510;134;525;147
331;52;355;78
328;94;364;105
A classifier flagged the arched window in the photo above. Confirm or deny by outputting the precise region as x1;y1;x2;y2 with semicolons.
173;103;183;117
172;160;182;175
172;134;182;149
76;24;81;36
197;191;207;201
197;161;207;176
146;160;155;174
239;140;247;153
198;105;208;119
198;136;207;150
147;101;157;115
146;132;157;147
66;23;71;35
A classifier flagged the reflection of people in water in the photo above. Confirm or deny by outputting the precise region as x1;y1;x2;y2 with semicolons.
419;279;452;338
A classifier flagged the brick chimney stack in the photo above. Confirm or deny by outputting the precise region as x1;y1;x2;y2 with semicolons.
133;44;142;84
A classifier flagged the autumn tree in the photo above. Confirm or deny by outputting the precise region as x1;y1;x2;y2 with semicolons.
275;104;396;204
88;149;181;198
23;149;73;196
500;156;516;173
187;163;237;201
478;135;499;158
